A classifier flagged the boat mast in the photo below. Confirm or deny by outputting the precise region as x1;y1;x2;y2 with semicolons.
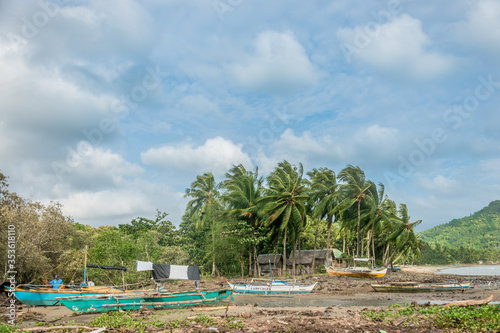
83;245;88;284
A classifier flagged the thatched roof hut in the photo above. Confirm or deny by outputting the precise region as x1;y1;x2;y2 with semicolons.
286;249;342;267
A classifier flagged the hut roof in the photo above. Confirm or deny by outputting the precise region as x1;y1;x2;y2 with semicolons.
257;254;283;265
286;249;342;265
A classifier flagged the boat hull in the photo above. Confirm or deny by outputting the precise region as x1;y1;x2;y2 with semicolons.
56;290;232;313
6;286;131;306
326;267;387;278
371;282;471;292
227;281;317;294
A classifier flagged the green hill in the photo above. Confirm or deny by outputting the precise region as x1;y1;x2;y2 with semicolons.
418;200;500;250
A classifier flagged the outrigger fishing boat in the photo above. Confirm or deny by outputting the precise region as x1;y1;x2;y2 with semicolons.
6;247;148;306
227;260;317;295
56;262;231;313
5;284;131;306
227;279;317;295
56;289;232;313
326;257;387;278
371;282;471;292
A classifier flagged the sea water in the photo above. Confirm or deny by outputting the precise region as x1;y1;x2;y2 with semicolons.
438;265;500;276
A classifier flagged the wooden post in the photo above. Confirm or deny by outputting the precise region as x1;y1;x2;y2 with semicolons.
121;260;126;290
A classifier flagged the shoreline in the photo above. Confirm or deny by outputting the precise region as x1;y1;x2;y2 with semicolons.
402;263;500;274
7;266;500;332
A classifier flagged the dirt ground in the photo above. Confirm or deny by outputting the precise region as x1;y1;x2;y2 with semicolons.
5;265;500;332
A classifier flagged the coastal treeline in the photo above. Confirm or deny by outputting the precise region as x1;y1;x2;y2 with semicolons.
0;164;496;285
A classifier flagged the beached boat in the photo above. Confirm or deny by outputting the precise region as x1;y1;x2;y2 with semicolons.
5;285;130;306
371;282;471;292
326;257;387;278
326;266;387;278
227;279;317;294
56;289;232;313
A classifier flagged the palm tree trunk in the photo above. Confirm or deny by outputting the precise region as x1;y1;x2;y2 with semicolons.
255;245;260;277
356;199;361;257
292;239;296;280
283;228;287;276
366;230;370;259
298;236;302;274
342;232;346;253
252;229;259;277
371;222;376;263
383;243;390;266
326;215;333;265
248;244;252;277
312;217;320;272
361;226;365;256
274;231;280;276
211;226;216;276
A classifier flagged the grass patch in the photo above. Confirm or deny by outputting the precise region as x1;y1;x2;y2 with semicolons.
363;304;500;332
90;312;165;330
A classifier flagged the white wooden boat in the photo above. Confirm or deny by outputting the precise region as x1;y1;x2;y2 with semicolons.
227;279;317;294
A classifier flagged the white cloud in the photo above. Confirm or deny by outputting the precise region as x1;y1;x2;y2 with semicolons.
257;125;404;173
230;30;322;94
56;182;186;227
0;47;120;163
459;0;500;55
337;15;455;80
177;94;219;115
418;175;461;195
141;137;253;176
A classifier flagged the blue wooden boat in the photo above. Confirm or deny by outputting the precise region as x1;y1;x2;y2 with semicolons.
371;282;471;292
56;289;232;313
5;285;128;306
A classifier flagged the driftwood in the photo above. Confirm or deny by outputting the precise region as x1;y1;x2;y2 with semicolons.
22;326;98;332
192;305;236;312
444;294;493;308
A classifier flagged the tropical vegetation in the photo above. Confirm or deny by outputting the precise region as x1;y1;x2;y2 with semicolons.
2;164;493;285
362;303;500;333
418;200;500;251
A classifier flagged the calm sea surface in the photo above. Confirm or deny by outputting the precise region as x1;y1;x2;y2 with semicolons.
438;265;500;276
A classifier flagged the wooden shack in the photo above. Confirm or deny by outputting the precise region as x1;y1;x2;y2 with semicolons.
257;254;283;276
285;249;344;274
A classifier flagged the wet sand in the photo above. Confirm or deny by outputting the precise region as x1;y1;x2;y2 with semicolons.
8;266;500;332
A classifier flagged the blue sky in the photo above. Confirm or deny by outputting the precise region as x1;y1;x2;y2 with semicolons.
1;0;499;231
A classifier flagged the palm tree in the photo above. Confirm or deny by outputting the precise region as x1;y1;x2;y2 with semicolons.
221;164;264;277
307;168;339;269
184;172;221;276
384;204;421;267
361;182;394;262
258;161;308;276
337;165;371;257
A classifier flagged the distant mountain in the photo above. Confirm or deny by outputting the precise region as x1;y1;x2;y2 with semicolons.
418;200;500;250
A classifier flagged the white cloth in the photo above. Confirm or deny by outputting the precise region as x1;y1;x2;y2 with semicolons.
168;265;189;280
136;261;153;271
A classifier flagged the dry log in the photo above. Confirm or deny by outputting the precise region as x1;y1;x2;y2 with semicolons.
192;305;236;311
22;326;95;332
444;295;493;308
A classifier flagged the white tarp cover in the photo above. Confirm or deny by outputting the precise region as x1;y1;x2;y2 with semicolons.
136;261;153;271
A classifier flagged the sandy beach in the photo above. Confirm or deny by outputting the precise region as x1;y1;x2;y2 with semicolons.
7;266;500;332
